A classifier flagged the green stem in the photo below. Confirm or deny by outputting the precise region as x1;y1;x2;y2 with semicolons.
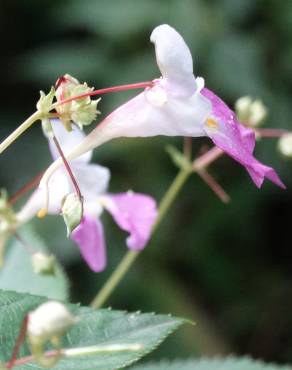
0;111;41;154
90;168;192;309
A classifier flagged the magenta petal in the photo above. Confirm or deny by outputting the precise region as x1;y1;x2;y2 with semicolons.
202;88;285;189
71;215;107;272
103;192;158;250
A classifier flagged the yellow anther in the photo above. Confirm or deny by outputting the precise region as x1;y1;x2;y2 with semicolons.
206;118;218;129
37;208;47;218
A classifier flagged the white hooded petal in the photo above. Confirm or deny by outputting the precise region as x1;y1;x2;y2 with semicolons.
72;163;110;201
47;119;92;163
150;24;196;96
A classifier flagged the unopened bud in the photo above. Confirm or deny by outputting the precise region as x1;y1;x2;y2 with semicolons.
31;252;56;275
55;74;100;130
28;301;77;344
235;96;267;127
278;133;292;158
62;193;83;236
36;87;55;115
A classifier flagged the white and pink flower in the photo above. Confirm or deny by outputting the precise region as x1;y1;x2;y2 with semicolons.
17;121;157;272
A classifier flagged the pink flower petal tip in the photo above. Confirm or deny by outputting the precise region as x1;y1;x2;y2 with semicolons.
202;88;285;189
71;215;107;272
103;192;158;250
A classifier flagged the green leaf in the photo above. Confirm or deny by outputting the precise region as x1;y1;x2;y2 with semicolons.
0;225;69;301
129;357;292;370
0;290;185;369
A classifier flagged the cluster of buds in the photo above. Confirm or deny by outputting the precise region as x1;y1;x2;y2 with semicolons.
36;74;100;133
55;74;100;131
235;96;268;127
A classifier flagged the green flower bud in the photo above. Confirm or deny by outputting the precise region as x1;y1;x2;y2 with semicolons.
61;193;83;236
31;252;56;275
36;87;55;116
55;74;100;130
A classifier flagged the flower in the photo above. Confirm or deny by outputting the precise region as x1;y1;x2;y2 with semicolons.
17;121;158;272
39;24;284;199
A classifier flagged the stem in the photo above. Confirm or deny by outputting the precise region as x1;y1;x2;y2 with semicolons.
9;172;43;205
53;81;153;107
10;343;142;367
52;136;82;202
0;111;41;154
256;128;289;138
90;167;192;309
197;169;230;203
14;232;36;255
6;316;28;369
90;145;226;309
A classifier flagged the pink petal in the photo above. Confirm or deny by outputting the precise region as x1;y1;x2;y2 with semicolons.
71;215;107;272
202;88;285;189
102;192;158;250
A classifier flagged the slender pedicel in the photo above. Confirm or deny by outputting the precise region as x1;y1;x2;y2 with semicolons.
53;81;154;107
38;132;83;218
9;172;43;205
6;316;28;369
14;232;36;255
0;111;42;154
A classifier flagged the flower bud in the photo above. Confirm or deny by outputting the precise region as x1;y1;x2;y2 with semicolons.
55;74;100;130
278;133;292;158
235;96;267;127
28;301;77;344
31;252;56;275
36;87;55;115
62;193;83;236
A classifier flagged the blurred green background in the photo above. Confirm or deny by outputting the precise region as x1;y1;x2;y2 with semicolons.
1;0;292;365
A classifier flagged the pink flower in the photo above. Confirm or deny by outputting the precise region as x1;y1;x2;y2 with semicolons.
17;121;158;272
40;24;284;197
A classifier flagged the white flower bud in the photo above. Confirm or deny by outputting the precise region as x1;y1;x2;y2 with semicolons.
31;252;56;275
235;96;267;127
27;301;77;343
62;193;83;236
278;133;292;158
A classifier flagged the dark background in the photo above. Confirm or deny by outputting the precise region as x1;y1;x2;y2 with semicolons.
0;0;292;364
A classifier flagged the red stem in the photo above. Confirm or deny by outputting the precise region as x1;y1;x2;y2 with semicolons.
193;146;224;170
198;169;230;203
9;172;44;205
7;316;28;369
52;135;83;202
256;128;289;138
56;81;153;106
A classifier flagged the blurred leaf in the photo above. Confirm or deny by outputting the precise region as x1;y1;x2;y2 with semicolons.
0;290;185;369
0;225;69;300
16;42;107;84
57;0;168;38
130;357;292;370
